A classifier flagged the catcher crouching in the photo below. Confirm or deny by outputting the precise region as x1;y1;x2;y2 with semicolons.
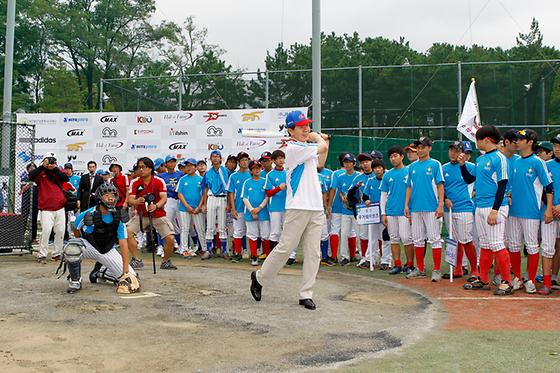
58;183;140;294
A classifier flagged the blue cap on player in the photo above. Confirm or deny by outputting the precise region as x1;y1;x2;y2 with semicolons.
210;150;222;158
285;110;313;129
154;158;164;169
462;141;473;153
183;158;197;166
165;155;177;163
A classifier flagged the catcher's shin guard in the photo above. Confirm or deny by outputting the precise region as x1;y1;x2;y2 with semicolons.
67;261;82;294
62;239;84;294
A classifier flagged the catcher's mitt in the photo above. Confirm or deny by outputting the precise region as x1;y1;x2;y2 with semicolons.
116;272;141;294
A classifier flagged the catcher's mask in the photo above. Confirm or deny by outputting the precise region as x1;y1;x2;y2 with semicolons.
96;182;119;211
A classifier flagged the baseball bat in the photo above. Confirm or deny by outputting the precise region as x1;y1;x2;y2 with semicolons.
241;129;288;138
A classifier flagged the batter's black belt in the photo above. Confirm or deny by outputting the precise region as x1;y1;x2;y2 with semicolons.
210;194;227;198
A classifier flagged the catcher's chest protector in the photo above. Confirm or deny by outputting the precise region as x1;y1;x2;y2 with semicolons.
84;209;120;254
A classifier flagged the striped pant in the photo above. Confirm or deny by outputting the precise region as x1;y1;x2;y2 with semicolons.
205;195;227;240
387;215;412;245
79;238;136;278
443;212;474;244
411;212;442;248
179;211;206;251
475;206;508;252
541;220;560;259
507;216;540;255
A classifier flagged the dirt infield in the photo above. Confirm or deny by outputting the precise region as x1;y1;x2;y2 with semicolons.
0;255;441;373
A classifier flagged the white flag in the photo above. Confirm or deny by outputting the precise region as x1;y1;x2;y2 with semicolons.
457;80;481;142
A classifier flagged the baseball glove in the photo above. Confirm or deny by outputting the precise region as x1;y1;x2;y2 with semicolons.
116;272;141;294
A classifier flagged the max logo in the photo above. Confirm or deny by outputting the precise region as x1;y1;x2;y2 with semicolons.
204;112;226;122
242;111;263;122
169;142;188;150
67;129;85;136
206;126;223;136
66;142;87;151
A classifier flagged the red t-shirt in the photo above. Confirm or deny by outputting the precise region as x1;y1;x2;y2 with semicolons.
111;173;129;208
129;176;166;218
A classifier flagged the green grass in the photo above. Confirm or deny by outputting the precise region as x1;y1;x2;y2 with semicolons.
340;331;560;373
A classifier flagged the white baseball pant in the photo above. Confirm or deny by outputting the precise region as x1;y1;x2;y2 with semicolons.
164;198;181;235
387;215;413;245
411;212;442;248
80;238;136;278
367;223;392;265
474;206;508;252
340;214;358;260
232;213;247;239
246;220;270;241
179;211;206;252
330;213;356;238
540;220;559;259
359;224;368;240
504;216;516;249
269;211;286;242
38;208;66;258
507;216;540;255
205;196;227;240
443;212;474;244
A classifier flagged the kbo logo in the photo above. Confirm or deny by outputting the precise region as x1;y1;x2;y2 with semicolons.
137;115;153;124
207;143;224;151
169;142;188;150
67;128;85;137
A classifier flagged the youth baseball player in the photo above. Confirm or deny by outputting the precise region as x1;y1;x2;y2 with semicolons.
62;183;139;294
158;155;184;254
442;141;479;280
380;145;415;275
318;171;334;266
353;153;376;262
265;150;287;254
509;129;553;294
228;152;251;261
459;125;513;296
327;158;349;263
176;158;206;257
201;150;230;259
243;160;271;266
250;110;329;310
404;136;445;281
542;135;560;293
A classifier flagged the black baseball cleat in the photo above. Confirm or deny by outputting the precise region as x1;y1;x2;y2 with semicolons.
89;262;103;283
250;271;262;301
299;298;316;310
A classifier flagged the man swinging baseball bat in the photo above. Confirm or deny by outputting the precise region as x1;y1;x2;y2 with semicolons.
250;110;329;310
59;183;140;294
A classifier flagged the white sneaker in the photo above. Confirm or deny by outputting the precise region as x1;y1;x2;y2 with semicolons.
356;258;367;268
431;270;443;282
524;279;536;294
492;274;502;287
512;277;523;291
156;245;164;257
251;257;259;266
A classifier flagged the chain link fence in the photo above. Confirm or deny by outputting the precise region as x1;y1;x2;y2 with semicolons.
0;122;36;255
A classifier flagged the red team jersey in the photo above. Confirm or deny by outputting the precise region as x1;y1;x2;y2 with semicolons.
129;176;167;218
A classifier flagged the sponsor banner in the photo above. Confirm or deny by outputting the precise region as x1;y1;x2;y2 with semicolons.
15;107;307;169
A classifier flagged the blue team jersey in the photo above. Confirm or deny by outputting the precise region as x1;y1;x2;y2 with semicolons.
69;175;81;196
510;154;552;219
364;177;383;203
547;158;560;206
264;168;286;212
407;158;444;212
471;149;508;209
227;170;251;213
242;177;270;221
260;169;270;179
380;166;409;216
506;153;521;192
176;174;203;212
353;171;375;195
329;169;346;214
442;162;474;213
203;166;230;195
158;170;184;199
335;171;362;216
74;207;127;240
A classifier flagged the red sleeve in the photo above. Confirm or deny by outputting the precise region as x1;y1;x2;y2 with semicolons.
266;186;281;197
129;179;139;196
156;178;166;193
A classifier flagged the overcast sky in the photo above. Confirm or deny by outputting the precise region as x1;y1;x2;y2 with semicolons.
154;0;560;70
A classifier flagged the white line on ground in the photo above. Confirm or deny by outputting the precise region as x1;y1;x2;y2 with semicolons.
437;296;560;301
119;291;161;299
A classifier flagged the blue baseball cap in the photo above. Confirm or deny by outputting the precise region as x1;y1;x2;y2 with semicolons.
183;158;197;166
154;158;164;169
95;169;103;175
165;155;177;163
285;110;313;129
462;141;473;153
210;150;222;158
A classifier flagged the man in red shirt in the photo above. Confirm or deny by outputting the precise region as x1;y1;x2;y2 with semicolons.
126;157;177;270
28;152;69;263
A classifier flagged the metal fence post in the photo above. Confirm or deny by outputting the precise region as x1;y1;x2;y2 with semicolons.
265;70;269;109
457;61;462;140
541;77;546;131
358;65;363;154
99;79;104;112
178;76;182;111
